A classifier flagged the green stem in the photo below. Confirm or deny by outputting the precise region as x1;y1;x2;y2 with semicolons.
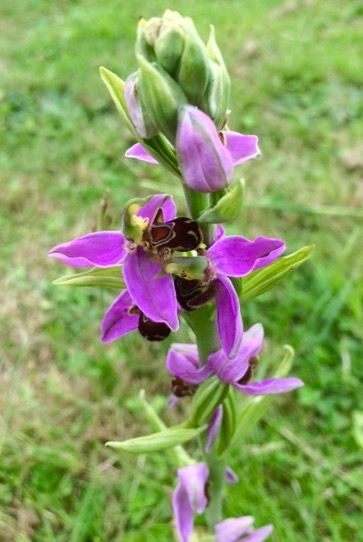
187;306;226;528
186;305;219;363
182;184;213;246
204;451;227;528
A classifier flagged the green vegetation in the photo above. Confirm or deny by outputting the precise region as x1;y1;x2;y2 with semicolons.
1;0;363;540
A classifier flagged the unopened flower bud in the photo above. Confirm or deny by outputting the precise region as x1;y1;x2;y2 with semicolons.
124;72;158;139
136;10;215;111
153;15;185;74
174;17;210;106
201;26;231;129
176;105;233;192
137;54;187;143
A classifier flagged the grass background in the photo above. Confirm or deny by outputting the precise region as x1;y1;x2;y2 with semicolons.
1;0;363;540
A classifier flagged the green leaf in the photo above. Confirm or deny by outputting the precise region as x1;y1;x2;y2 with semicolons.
106;424;206;455
138;390;193;466
232;345;295;445
240;245;315;302
198;179;244;224
52;266;124;289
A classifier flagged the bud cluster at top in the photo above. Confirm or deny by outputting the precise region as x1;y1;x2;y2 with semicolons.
126;9;230;142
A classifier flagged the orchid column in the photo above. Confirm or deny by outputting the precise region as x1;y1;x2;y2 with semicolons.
50;10;312;542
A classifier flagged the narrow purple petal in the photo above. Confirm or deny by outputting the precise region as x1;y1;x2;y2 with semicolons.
215;516;254;542
215;276;243;358
225;467;239;485
209;324;264;383
176;106;233;192
208;236;286;277
173;463;209;542
173;482;193;542
137;194;176;223
239;525;273;542
224;132;260;166
166;345;213;384
125;143;159;164
214;225;226;243
205;406;223;452
49;232;126;268
234;377;303;396
178;463;209;514
101;290;138;343
167;394;180;408
123;248;179;330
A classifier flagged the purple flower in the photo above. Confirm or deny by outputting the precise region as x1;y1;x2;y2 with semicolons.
176;106;259;192
215;517;273;542
166;324;303;396
177;227;286;357
49;194;179;332
172;463;272;542
173;463;209;542
125;106;259;193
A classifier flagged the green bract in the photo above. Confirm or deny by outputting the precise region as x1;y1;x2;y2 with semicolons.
52;266;124;289
198;179;245;223
188;376;229;427
202;25;231;129
106;424;206;455
216;389;237;457
240;245;315;302
232;346;295;445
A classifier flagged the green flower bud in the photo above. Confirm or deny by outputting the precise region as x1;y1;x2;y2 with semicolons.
137;54;187;143
201;26;231;129
124;71;158;139
153;13;185;75
136;10;214;111
175;17;210;105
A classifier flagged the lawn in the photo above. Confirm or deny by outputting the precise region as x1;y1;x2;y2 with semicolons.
1;0;363;540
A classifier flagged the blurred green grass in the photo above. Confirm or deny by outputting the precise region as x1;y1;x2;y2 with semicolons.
1;0;363;540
